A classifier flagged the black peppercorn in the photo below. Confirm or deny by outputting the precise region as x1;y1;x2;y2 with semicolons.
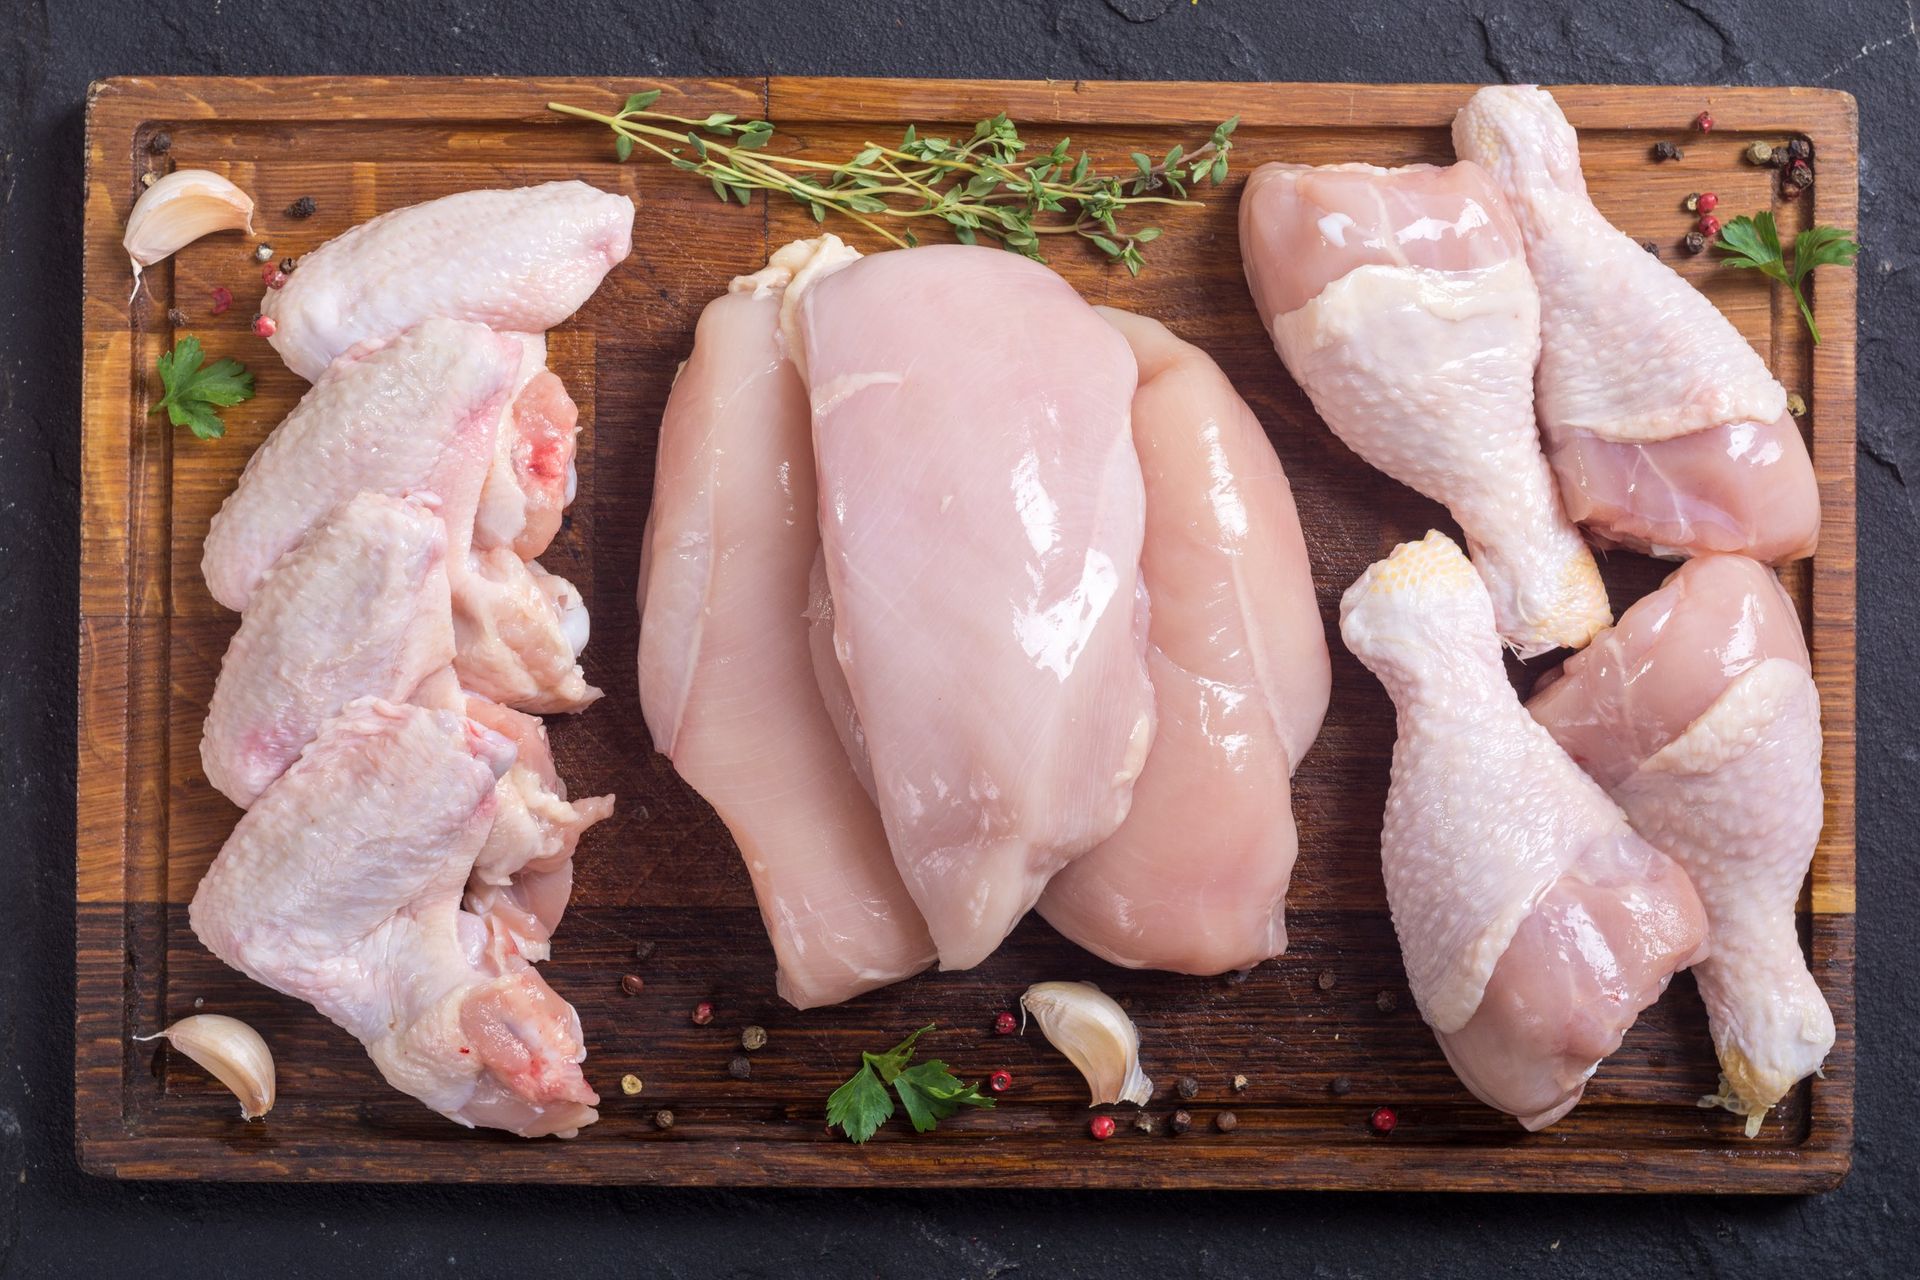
285;195;317;220
740;1025;768;1052
1177;1075;1200;1100
1375;989;1399;1013
1133;1112;1155;1135
1215;1111;1238;1133
166;307;189;326
1222;966;1251;987
727;1055;752;1080
1787;137;1813;162
1652;140;1683;162
1330;1075;1352;1096
1169;1109;1192;1135
1683;230;1708;255
633;940;657;962
1316;969;1336;991
1642;241;1660;257
1788;160;1814;190
148;130;172;154
653;1109;675;1130
280;256;298;275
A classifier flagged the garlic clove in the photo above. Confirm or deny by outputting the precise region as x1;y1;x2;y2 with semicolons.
1020;980;1153;1108
135;1014;276;1120
124;168;256;284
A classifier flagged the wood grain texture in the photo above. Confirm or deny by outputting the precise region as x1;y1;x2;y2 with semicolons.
78;76;1857;1190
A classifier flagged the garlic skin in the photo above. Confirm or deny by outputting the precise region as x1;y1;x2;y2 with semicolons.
136;1014;276;1120
124;169;256;284
1020;980;1154;1107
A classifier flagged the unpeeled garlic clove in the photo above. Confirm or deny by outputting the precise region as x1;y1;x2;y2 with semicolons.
1020;980;1153;1107
124;169;256;284
136;1014;276;1120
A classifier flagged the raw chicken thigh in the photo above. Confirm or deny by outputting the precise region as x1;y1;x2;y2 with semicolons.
1528;555;1831;1132
202;317;517;612
261;181;635;381
793;241;1156;970
1340;532;1708;1128
1037;308;1330;973
201;492;453;807
190;698;600;1137
1241;161;1608;656
1454;86;1819;562
637;272;936;1007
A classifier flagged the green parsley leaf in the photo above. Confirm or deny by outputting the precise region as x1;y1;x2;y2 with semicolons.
1715;212;1859;344
892;1060;995;1133
149;336;254;441
825;1063;893;1144
826;1025;992;1143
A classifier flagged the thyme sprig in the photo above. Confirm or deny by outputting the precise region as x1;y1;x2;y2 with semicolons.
549;91;1237;274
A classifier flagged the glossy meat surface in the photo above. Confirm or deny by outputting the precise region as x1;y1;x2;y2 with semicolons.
201;492;453;808
1529;555;1831;1128
189;698;599;1137
1242;161;1608;656
452;550;600;713
637;284;935;1007
1340;532;1707;1128
1453;86;1819;562
797;243;1156;970
473;334;582;561
262;181;634;381
1036;309;1330;974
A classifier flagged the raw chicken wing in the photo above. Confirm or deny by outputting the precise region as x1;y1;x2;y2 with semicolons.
473;333;582;561
189;698;600;1137
794;241;1156;969
1037;309;1330;973
1340;532;1708;1128
1241;161;1608;656
1454;86;1819;561
261;181;634;381
1528;555;1831;1132
637;274;936;1007
453;550;600;713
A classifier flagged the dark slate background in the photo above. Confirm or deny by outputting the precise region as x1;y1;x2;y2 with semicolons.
3;1;1916;1275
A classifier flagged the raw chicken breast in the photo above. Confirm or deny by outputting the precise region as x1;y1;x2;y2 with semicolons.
804;551;879;806
189;698;599;1137
1528;555;1831;1132
202;317;518;612
1241;161;1608;656
473;333;582;561
637;279;935;1008
452;550;600;713
261;181;635;381
201;492;453;807
1453;86;1819;562
795;241;1156;970
1036;308;1330;974
1340;532;1708;1128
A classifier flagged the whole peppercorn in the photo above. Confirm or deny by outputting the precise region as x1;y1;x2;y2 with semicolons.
691;1000;715;1026
1374;989;1399;1013
1176;1075;1201;1101
209;285;233;315
252;242;275;263
653;1109;675;1131
633;940;657;962
1698;215;1722;240
1786;392;1808;417
1316;969;1336;991
1089;1115;1117;1141
148;130;172;154
1781;181;1804;203
1330;1075;1352;1097
261;263;288;290
1684;192;1700;213
1697;191;1719;214
740;1024;768;1052
993;1010;1017;1036
1133;1112;1155;1135
1787;138;1813;162
727;1055;752;1080
619;1073;643;1097
166;307;189;326
284;195;317;220
1788;160;1814;190
1652;140;1683;162
1168;1109;1193;1135
1215;1111;1239;1133
620;973;646;996
989;1069;1013;1094
280;256;298;275
1683;230;1708;255
1694;111;1714;132
1369;1106;1398;1135
1745;140;1774;165
251;314;277;338
1642;241;1660;257
1232;1073;1249;1093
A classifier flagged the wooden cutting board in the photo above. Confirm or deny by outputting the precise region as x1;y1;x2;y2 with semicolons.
78;76;1857;1191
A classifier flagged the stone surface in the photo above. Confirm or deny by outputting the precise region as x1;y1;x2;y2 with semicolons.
2;0;1916;1274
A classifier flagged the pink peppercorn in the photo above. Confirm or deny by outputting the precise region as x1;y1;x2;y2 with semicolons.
1699;214;1722;240
209;286;233;314
1089;1115;1116;1141
1369;1106;1397;1135
1695;111;1714;132
1697;191;1719;213
261;262;288;290
691;1000;714;1026
251;314;276;338
993;1011;1017;1036
989;1069;1013;1094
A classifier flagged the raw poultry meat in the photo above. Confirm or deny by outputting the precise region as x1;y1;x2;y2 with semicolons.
1036;308;1330;974
189;698;600;1137
1241;160;1609;657
791;240;1156;970
452;550;600;713
1528;555;1831;1132
472;333;581;561
202;317;516;612
1453;86;1820;562
201;492;453;808
1340;532;1708;1128
261;181;635;381
637;271;936;1007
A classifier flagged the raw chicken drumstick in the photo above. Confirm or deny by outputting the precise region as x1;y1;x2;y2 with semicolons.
791;240;1156;970
1528;555;1832;1133
1454;86;1820;562
1340;532;1709;1129
637;248;937;1008
1036;308;1330;974
1240;160;1609;657
190;698;600;1138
